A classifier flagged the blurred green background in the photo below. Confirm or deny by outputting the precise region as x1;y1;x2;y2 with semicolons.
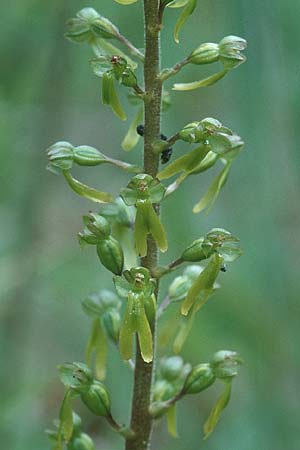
1;0;299;449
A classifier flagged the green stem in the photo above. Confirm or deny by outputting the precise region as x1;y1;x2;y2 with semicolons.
125;1;162;449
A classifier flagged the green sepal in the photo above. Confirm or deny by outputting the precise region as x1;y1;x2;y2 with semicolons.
47;141;74;171
85;319;107;380
136;293;153;363
158;145;210;180
166;404;178;438
203;380;232;439
82;290;121;318
189;151;219;175
122;107;143;151
192;161;232;214
146;200;168;253
65;8;119;42
57;362;93;388
173;0;197;43
181;253;223;316
172;69;228;91
63;170;114;203
102;71;126;121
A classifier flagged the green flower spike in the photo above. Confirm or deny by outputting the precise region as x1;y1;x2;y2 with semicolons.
82;290;121;380
114;267;157;363
120;174;168;257
79;213;124;275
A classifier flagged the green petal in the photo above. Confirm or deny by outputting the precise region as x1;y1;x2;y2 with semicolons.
122;107;143;151
181;253;223;316
167;404;178;438
172;69;228;91
192;161;231;214
102;72;126;121
63;171;114;203
158;145;209;180
203;381;232;439
134;201;149;257
146;201;168;253
173;0;197;43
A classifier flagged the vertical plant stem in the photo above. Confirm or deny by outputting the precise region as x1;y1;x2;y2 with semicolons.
125;1;162;449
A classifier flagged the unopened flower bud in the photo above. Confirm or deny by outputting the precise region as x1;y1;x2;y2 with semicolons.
68;432;95;450
182;363;215;394
219;35;247;69
47;141;74;171
85;214;111;240
82;290;121;318
153;380;174;401
96;237;124;275
189;43;219;65
160;356;185;382
80;381;111;416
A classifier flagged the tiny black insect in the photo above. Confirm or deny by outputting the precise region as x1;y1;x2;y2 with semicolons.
136;124;173;164
220;264;227;273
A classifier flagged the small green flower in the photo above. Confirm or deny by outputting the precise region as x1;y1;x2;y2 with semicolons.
114;267;157;362
120;175;168;256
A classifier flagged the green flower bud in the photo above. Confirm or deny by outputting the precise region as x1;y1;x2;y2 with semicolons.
68;433;95;450
182;363;216;394
82;290;121;318
210;350;242;379
188;43;219;65
73;146;107;166
219;35;247;69
65;8;119;43
160;356;185;382
80;381;111;416
85;213;111;240
153;380;175;401
100;197;134;228
47;141;74;171
96;236;124;275
181;237;214;262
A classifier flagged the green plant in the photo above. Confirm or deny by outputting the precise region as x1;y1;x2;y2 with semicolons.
46;1;246;449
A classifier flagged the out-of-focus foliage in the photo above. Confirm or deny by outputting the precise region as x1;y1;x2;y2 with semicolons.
0;1;299;449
